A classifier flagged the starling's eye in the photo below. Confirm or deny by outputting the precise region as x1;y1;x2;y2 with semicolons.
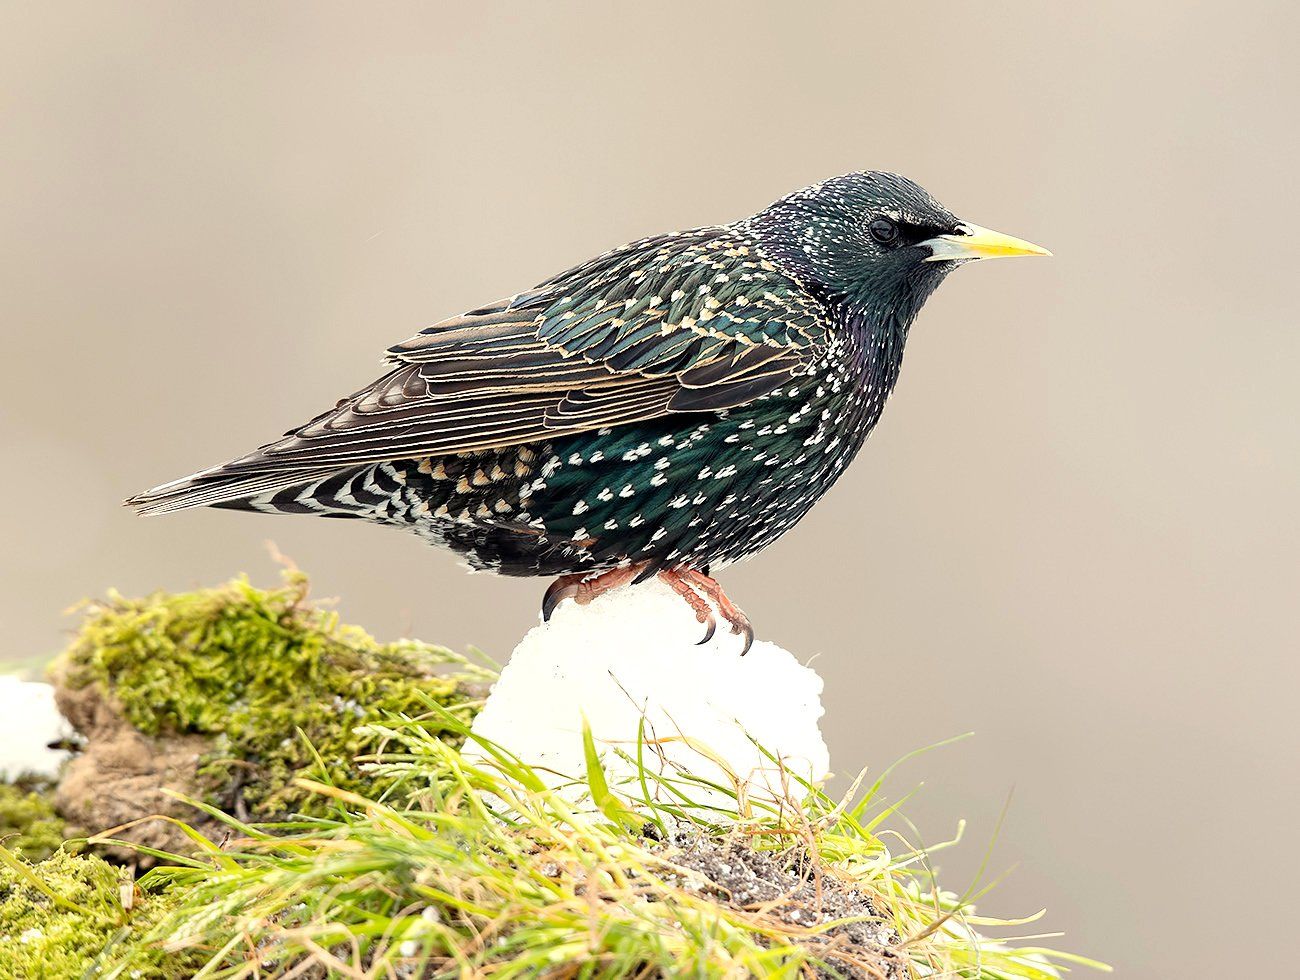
868;217;899;245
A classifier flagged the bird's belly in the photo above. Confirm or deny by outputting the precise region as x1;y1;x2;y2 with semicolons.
525;384;872;572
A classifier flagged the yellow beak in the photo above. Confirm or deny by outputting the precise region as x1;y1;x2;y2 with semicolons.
922;222;1052;262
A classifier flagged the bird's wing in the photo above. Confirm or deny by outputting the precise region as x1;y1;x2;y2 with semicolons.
154;228;827;482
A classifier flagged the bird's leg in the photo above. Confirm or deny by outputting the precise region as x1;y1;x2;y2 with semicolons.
543;563;754;656
676;567;755;655
573;564;644;604
541;563;648;621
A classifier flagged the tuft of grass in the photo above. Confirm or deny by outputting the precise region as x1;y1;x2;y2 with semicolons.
91;699;1109;979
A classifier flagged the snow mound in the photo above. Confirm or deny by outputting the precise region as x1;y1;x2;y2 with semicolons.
0;676;72;780
468;578;830;810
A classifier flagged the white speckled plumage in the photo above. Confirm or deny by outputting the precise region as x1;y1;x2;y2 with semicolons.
129;172;1045;590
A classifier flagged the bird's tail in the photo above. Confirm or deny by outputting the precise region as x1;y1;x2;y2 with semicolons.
125;459;343;517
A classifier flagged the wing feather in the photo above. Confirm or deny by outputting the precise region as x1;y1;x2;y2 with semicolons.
129;225;831;512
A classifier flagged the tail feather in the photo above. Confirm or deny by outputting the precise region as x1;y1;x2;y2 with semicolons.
125;462;343;517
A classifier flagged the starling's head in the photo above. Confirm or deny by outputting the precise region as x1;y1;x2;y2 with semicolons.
749;171;1049;323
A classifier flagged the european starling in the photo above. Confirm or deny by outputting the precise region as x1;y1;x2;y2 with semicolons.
129;172;1048;651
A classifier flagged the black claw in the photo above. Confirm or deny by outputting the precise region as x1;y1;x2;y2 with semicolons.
695;614;717;645
737;621;754;656
541;579;580;621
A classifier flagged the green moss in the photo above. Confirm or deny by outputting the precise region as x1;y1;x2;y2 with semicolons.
58;570;488;817
0;850;201;979
0;779;65;863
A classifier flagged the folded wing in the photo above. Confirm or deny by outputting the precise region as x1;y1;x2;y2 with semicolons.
128;226;828;514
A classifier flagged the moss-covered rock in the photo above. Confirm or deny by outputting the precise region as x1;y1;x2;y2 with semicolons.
0;849;202;979
49;570;489;857
0;569;1100;979
0;778;65;863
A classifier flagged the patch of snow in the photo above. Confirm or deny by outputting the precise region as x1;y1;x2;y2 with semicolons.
0;675;73;780
468;578;830;811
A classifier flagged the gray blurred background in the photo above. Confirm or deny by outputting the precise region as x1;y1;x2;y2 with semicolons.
2;3;1297;976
